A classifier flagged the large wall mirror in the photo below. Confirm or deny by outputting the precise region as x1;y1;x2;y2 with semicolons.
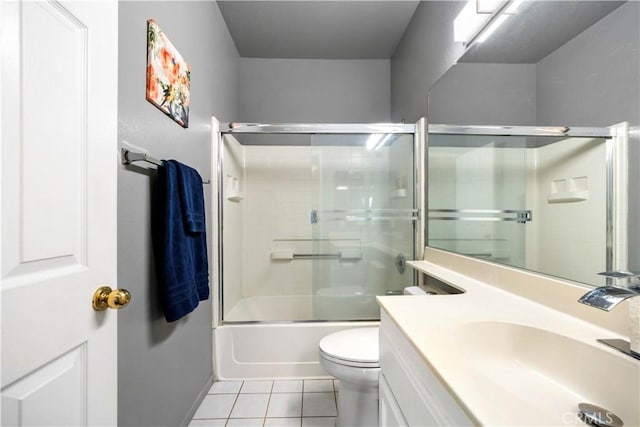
427;1;639;287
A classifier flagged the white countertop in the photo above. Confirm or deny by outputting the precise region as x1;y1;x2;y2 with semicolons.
377;260;640;427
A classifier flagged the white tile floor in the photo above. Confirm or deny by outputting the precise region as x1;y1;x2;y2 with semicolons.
190;379;339;427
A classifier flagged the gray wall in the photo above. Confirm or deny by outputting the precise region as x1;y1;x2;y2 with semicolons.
535;2;639;128
535;1;640;272
390;1;466;123
239;58;391;123
428;63;537;126
117;2;239;426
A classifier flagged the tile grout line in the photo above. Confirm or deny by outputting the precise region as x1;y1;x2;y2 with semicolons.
261;380;275;427
224;380;244;426
300;380;305;421
223;380;275;427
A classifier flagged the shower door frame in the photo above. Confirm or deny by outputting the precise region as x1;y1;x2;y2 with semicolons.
215;119;426;325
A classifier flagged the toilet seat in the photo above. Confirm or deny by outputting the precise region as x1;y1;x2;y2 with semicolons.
319;350;379;368
319;327;379;368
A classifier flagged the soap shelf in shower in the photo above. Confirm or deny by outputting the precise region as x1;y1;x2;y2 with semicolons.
428;209;532;224
310;209;419;224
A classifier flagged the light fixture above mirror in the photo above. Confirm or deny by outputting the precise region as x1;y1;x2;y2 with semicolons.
458;1;625;64
454;0;527;47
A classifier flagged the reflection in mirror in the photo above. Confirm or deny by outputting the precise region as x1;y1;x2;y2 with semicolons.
428;129;623;287
427;1;638;286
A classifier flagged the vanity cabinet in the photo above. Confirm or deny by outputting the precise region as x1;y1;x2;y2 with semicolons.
380;374;408;427
379;310;474;427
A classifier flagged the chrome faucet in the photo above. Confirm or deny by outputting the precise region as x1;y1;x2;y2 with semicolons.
578;284;640;311
578;271;640;360
578;271;640;311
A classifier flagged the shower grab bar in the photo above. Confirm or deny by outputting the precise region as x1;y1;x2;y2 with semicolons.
271;250;362;260
121;148;210;184
294;253;343;260
310;209;419;224
295;253;339;259
428;209;532;223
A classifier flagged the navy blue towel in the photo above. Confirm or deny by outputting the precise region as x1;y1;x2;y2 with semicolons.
152;160;209;322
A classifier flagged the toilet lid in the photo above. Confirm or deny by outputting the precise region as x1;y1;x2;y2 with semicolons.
319;327;379;364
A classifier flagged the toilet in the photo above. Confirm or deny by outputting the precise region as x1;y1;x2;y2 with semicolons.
319;327;380;427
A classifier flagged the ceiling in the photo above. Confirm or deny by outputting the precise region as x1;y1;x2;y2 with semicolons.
218;1;626;62
217;1;421;59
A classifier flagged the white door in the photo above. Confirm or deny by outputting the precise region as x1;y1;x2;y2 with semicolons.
1;0;119;425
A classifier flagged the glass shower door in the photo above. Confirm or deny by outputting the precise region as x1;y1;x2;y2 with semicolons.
428;135;528;267
309;133;416;321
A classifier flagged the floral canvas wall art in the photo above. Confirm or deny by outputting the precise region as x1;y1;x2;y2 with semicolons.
146;19;190;128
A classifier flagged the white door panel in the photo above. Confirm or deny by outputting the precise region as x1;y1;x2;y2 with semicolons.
1;0;118;425
2;345;87;426
20;0;85;263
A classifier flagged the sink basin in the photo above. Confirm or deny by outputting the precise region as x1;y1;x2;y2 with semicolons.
455;322;639;426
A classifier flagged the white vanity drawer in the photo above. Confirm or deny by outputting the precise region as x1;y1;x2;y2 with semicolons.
379;310;474;427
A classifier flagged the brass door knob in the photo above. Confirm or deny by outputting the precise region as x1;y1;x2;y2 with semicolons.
92;286;132;311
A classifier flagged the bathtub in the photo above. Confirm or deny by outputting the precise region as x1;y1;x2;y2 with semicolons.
224;292;379;322
214;295;379;379
224;295;312;321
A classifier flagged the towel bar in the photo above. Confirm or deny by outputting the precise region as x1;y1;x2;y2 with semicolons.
121;148;210;184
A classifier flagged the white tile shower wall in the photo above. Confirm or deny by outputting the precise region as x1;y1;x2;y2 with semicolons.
312;145;399;300
235;141;412;310
492;144;527;267
315;146;378;295
429;143;526;266
528;138;606;285
457;143;526;264
244;146;315;298
427;148;459;253
455;145;498;256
